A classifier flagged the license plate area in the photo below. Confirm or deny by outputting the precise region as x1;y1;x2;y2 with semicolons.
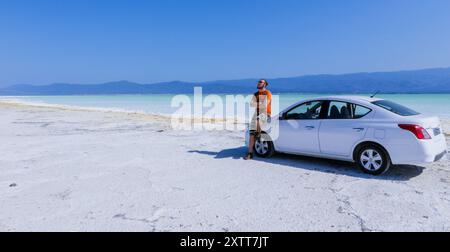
433;128;441;136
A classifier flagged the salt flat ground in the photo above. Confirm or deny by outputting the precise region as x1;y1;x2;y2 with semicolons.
0;102;449;232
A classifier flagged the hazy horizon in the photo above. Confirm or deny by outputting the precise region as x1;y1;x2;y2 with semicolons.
3;66;450;87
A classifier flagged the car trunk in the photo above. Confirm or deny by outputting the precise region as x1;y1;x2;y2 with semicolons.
401;115;444;139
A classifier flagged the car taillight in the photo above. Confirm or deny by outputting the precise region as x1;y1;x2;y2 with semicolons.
398;124;431;140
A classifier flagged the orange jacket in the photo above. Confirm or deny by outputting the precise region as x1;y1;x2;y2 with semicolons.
253;90;272;116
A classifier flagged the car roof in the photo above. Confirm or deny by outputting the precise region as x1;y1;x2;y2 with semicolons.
307;95;383;103
282;95;383;113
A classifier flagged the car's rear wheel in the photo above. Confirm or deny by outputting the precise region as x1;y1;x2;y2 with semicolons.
356;144;391;175
254;134;275;158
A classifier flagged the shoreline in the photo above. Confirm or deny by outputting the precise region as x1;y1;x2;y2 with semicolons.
0;99;244;126
1;99;449;135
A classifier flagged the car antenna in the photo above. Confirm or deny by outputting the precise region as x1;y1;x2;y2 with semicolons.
370;90;380;98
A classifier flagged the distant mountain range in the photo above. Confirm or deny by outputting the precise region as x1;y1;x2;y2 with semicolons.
1;67;450;95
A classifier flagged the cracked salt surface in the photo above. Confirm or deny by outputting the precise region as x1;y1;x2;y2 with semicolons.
0;101;449;231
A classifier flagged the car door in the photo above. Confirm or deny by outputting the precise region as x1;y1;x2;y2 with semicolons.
276;101;324;154
319;101;372;157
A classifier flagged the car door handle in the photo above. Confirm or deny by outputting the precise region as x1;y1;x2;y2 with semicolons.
305;126;315;129
353;127;365;132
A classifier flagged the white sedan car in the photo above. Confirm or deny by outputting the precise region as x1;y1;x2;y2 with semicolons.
247;96;448;175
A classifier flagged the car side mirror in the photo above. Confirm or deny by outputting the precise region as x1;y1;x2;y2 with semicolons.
279;113;286;120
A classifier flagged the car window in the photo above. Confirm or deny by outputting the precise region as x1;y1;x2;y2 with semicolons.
326;101;372;119
327;101;349;119
372;100;420;116
285;101;323;120
352;104;372;119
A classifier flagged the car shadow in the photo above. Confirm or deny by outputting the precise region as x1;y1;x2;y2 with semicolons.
188;147;425;181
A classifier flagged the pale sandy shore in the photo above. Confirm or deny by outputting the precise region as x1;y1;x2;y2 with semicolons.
0;101;449;232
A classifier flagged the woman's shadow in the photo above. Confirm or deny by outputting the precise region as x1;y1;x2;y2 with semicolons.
188;146;425;181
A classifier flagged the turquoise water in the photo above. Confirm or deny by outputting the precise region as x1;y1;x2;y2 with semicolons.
2;93;450;119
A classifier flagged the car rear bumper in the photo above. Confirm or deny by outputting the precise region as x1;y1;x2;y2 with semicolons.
421;137;448;163
387;135;448;165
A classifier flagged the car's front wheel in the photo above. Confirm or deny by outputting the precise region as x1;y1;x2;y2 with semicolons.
356;144;391;175
254;134;275;158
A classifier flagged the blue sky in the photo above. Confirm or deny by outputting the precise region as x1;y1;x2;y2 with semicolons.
1;0;450;86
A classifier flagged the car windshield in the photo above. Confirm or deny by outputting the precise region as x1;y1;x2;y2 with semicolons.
372;100;420;116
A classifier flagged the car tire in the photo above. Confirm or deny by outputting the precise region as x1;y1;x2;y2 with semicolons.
254;133;275;158
356;144;391;175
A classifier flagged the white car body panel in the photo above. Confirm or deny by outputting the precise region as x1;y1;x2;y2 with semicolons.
275;119;321;154
318;119;369;157
246;96;448;165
